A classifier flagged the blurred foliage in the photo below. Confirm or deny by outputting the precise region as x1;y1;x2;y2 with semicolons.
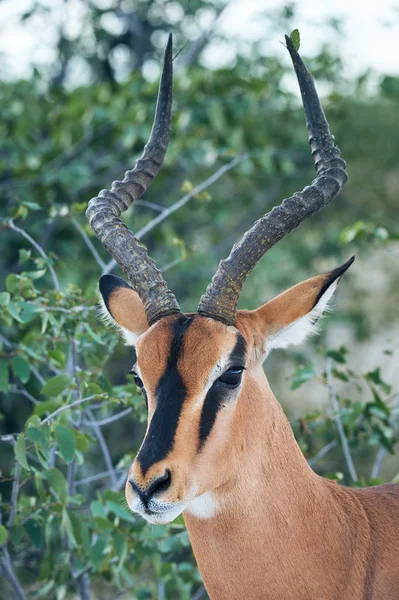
0;1;399;598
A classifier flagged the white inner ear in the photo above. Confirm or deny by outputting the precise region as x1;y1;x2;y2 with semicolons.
266;279;339;352
97;296;138;346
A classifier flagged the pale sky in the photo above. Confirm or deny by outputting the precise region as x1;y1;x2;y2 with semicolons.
0;0;398;81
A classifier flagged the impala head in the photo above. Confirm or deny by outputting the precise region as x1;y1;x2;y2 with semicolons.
87;35;352;524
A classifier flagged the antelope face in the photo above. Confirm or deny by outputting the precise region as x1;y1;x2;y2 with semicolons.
100;256;352;524
126;314;248;524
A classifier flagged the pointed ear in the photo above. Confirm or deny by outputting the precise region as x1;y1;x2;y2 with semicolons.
99;275;149;346
252;257;354;353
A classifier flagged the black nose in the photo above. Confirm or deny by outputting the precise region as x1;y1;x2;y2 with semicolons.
129;469;171;506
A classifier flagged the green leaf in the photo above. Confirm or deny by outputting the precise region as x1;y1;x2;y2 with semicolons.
0;525;8;544
55;425;76;464
6;274;19;293
6;302;23;322
41;374;72;397
106;500;136;523
0;359;9;393
89;536;108;570
290;29;300;51
83;323;105;345
290;363;315;390
48;349;66;368
18;301;42;323
14;433;29;470
326;347;348;364
11;355;30;384
46;468;67;504
73;430;90;453
26;427;44;444
0;292;10;306
366;367;392;394
24;519;43;548
61;509;77;547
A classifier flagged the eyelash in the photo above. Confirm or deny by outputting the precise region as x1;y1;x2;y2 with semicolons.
218;367;245;388
130;370;144;389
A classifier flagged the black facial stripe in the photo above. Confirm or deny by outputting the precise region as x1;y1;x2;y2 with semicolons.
137;315;192;474
228;333;247;368
198;334;247;450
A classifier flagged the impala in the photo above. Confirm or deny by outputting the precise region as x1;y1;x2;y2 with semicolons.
87;35;399;599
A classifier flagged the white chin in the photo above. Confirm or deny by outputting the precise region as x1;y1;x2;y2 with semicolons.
136;505;186;525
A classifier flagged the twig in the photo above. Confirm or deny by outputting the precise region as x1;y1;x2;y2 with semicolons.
81;407;132;428
75;468;126;487
326;359;358;482
103;153;249;275
161;255;186;273
85;409;117;488
181;1;231;67
134;199;164;212
308;440;337;468
0;547;27;600
7;461;21;528
72;216;106;270
0;434;18;444
12;387;38;405
191;585;206;600
7;220;59;290
30;365;46;386
371;448;387;479
113;470;128;492
41;395;99;425
75;571;91;600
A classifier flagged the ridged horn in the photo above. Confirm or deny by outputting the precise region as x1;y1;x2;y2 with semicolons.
197;35;348;325
86;34;181;326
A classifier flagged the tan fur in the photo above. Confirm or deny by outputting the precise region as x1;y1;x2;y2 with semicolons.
113;274;399;600
107;287;149;336
253;273;328;333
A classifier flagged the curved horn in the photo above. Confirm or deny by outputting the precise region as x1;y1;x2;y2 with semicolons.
198;35;348;325
86;35;180;326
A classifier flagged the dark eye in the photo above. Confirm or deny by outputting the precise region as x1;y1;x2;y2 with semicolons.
218;367;244;388
130;371;144;389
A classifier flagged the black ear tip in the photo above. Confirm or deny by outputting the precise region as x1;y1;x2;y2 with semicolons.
99;274;132;297
342;255;355;271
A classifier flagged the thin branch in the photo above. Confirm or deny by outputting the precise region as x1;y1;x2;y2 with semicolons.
7;220;59;290
81;407;132;428
161;255;186;273
29;365;46;386
103;153;249;275
180;1;231;67
0;548;27;600
191;585;206;600
75;468;126;487
85;409;117;488
113;470;128;492
326;359;358;482
41;395;100;425
7;461;21;528
72;216;106;270
134;199;164;212
308;440;338;468
12;387;38;405
0;434;18;444
75;571;91;600
371;448;387;479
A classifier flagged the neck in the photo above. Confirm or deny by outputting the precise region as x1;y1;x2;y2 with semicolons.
184;370;369;600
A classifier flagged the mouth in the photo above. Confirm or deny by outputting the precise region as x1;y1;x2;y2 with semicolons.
131;502;186;524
